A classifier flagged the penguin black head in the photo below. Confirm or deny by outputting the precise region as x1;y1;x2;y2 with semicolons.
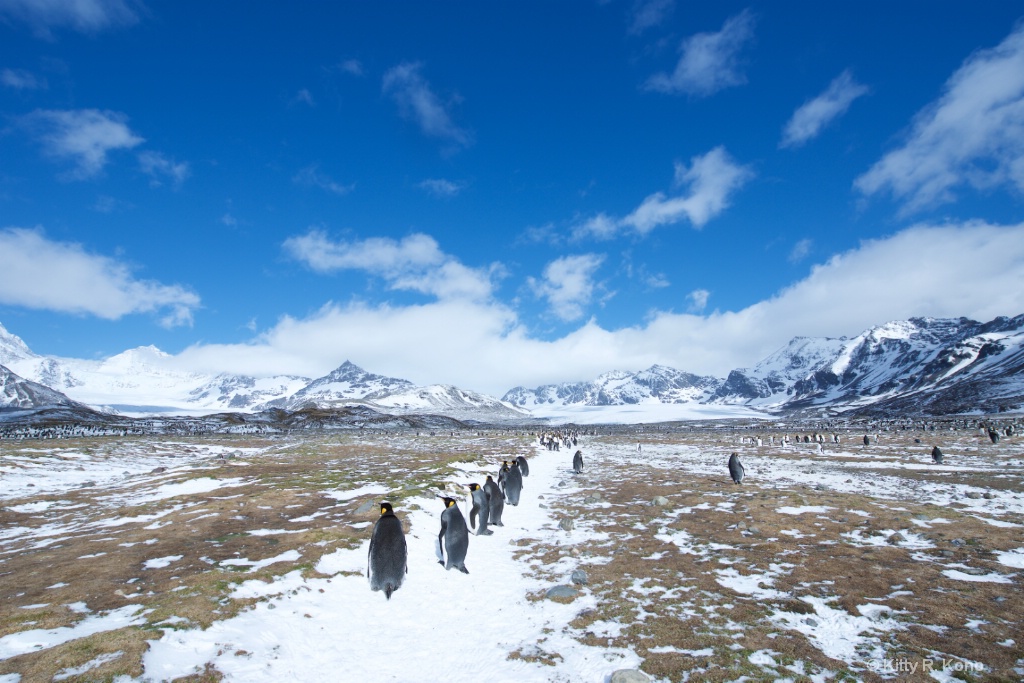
441;496;457;508
485;475;494;482
468;483;480;491
379;502;395;516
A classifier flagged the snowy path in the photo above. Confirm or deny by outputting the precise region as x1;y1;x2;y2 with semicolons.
140;443;640;682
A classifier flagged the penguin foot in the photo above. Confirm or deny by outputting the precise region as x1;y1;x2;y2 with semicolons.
437;559;445;566
459;566;469;574
479;529;494;535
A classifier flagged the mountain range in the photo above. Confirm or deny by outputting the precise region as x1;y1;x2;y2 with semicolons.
2;314;1023;421
0;323;528;421
502;314;1024;416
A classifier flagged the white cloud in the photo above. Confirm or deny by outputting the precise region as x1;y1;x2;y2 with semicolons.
417;178;466;198
138;150;189;188
283;230;498;302
293;164;354;195
687;288;710;313
855;23;1024;214
24;109;144;178
780;69;868;148
572;213;619;241
628;0;674;36
93;195;131;213
0;226;199;326
643;271;670;289
292;88;314;106
788;238;812;263
643;9;755;97
337;59;363;77
0;0;141;36
528;253;606;322
575;147;753;239
177;299;524;390
173;220;1024;396
1;67;46;89
382;62;471;147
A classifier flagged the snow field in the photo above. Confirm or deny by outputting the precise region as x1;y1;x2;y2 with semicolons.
139;443;642;682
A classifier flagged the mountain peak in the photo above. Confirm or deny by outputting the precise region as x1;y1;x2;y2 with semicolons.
1;363;84;410
504;364;720;408
0;321;37;366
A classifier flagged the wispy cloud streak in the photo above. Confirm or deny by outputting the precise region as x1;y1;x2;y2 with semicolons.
855;23;1024;214
780;70;868;148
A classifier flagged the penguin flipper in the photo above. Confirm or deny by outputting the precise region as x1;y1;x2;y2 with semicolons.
366;535;374;579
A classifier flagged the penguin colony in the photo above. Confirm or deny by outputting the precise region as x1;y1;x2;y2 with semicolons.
367;420;1009;598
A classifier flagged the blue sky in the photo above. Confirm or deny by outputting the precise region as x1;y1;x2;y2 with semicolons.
2;1;1024;395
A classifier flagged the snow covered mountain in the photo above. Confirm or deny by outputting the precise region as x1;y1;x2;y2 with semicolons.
0;364;86;411
2;314;1022;420
261;361;529;421
503;316;1024;416
503;365;721;408
710;315;1024;415
264;361;414;410
0;324;527;421
187;373;311;411
709;336;852;407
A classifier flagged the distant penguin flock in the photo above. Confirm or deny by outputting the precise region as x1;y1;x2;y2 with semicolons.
367;418;1008;599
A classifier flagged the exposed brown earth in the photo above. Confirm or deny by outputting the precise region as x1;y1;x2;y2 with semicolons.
0;425;1022;682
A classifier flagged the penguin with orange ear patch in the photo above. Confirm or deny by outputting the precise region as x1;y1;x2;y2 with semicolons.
437;497;470;574
368;502;407;599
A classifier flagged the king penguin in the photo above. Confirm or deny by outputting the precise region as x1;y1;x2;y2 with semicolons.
504;460;524;506
484;475;504;526
437;497;470;573
497;461;510;499
467;483;493;535
728;452;745;484
932;446;943;464
516;455;530;477
367;502;407;600
572;449;584;474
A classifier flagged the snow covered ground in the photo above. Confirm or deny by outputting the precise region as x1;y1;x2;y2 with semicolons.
1;425;1023;681
139;444;639;682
